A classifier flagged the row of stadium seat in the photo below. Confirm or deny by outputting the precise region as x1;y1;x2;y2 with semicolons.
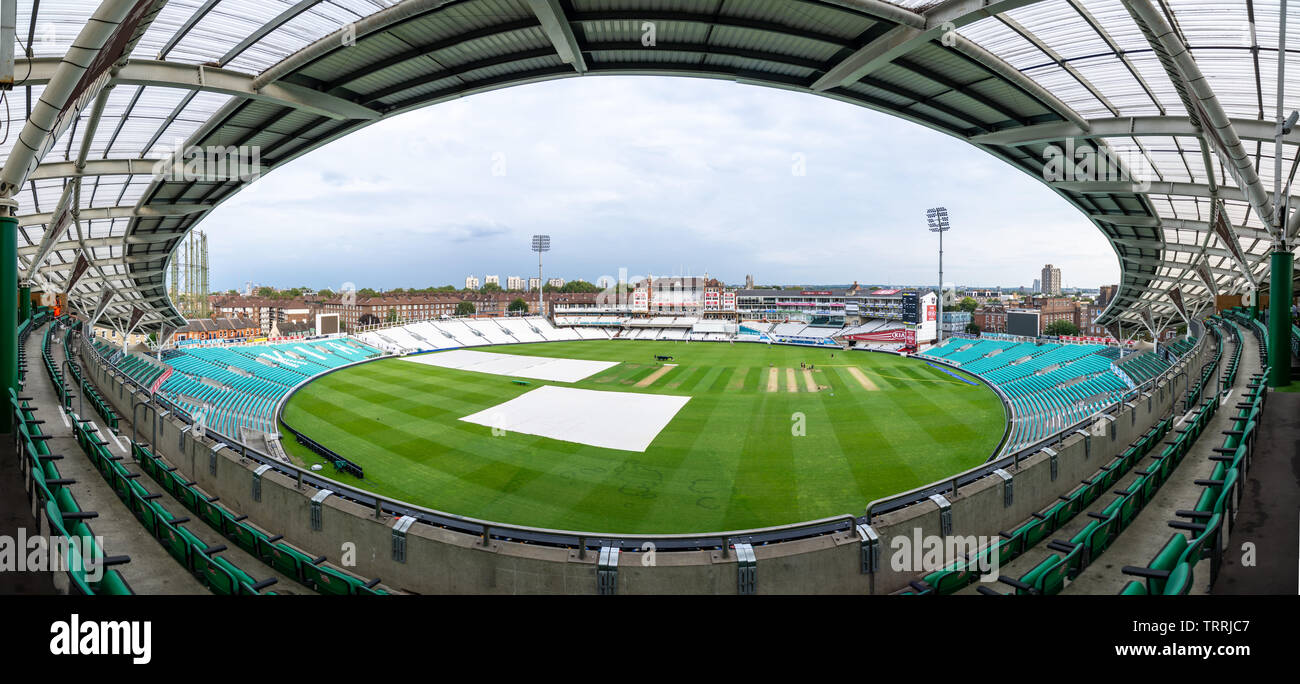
16;309;50;385
115;353;169;389
901;318;1228;595
57;318;391;595
978;343;1108;385
68;415;278;596
155;372;278;436
13;316;135;595
921;335;1199;454
1121;315;1265;594
990;319;1233;595
358;316;578;352
958;341;1057;375
942;339;1018;365
57;320;280;594
128;442;387;595
87;334;382;441
42;325;73;410
1004;381;1129;450
166;353;289;398
902;415;1177;595
1164;336;1197;358
999;354;1115;397
1115;351;1172;386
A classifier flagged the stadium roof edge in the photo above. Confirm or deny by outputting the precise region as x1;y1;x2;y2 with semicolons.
3;0;1296;332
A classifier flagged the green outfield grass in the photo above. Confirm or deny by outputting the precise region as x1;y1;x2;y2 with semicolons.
279;340;1006;534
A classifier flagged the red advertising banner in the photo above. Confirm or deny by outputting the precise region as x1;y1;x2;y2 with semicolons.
844;328;911;343
926;304;936;321
1061;334;1137;348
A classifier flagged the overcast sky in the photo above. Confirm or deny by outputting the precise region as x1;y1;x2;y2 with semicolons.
204;75;1120;293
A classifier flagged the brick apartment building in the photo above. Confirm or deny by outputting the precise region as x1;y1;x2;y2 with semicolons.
1031;296;1076;332
173;317;263;342
973;305;1007;333
975;298;1106;336
319;292;463;330
1075;300;1106;336
1096;284;1118;310
205;289;603;333
316;291;599;330
210;295;316;335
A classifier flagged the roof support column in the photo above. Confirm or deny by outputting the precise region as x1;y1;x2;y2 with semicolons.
1268;250;1294;386
1;197;17;433
1268;0;1294;387
19;284;30;328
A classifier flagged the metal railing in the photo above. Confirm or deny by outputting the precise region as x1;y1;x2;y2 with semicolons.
78;316;1216;554
865;325;1216;522
83;333;864;551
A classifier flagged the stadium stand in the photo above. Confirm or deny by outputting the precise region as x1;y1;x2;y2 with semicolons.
900;318;1233;595
20;315;393;596
82;332;383;442
919;339;1179;453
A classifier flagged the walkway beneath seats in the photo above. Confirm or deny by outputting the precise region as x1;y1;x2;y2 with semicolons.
1211;390;1300;594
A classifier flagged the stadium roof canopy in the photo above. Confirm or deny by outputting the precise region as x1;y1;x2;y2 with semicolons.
3;0;1298;336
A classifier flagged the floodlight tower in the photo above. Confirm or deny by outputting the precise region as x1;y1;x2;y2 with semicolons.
926;207;951;343
531;234;550;317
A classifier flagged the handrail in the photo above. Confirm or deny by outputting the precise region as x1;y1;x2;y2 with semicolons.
80;318;1216;554
62;358;84;419
81;334;865;550
865;326;1214;522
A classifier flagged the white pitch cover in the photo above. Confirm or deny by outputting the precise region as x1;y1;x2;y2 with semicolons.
459;385;691;452
401;349;618;383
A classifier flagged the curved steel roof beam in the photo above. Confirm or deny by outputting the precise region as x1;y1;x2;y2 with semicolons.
253;0;462;89
1055;181;1242;202
813;0;1085;133
24;77;120;280
19;203;212;227
526;0;587;73
217;0;325;68
156;0;223;60
17;232;177;257
971;116;1300;148
820;0;926;28
29;158;267;181
16;58;381;121
1120;0;1276;239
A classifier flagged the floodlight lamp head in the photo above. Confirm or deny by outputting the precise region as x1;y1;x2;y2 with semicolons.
531;234;551;252
1284;110;1300;135
926;206;950;232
